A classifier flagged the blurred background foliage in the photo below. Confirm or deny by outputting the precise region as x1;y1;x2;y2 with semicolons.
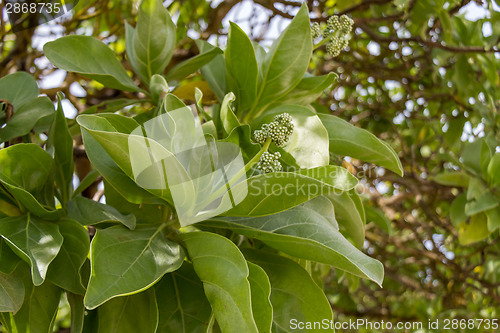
1;0;499;332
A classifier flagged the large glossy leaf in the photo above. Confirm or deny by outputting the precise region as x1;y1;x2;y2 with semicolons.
327;191;365;247
197;40;226;102
247;262;272;333
224;166;357;217
255;3;312;110
318;113;404;176
155;262;212;333
97;288;158;333
207;197;384;285
244;250;334;332
180;231;258;332
77;115;172;203
125;0;176;83
43;35;139;91
46;219;89;294
84;225;184;309
0;215;63;286
67;196;136;230
81;128;164;205
0;267;25;313
226;22;258;112
165;46;223;81
0;264;62;333
0;72;38;110
0;143;62;220
253;105;330;168
0;97;54;142
47;95;74;204
275;73;337;106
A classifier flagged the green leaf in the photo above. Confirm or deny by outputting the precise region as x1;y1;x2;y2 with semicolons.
462;139;484;174
97;288;158;333
222;125;261;162
81;128;163;205
458;213;489;245
67;196;136;230
104;180;163;225
220;92;241;136
84;225;184;309
0;268;25;313
125;0;176;83
46;219;89;294
0;97;54;142
0;239;22;274
196;40;226;102
0;264;62;333
226;22;259;112
68;293;85;333
486;206;500;232
450;193;467;227
487;153;500;187
254;105;330;168
465;177;498;215
0;215;63;286
43;35;139;91
0;151;62;219
150;74;170;104
431;171;470;187
180;231;258;333
318;113;404;176
275;73;337;106
78;115;173;205
73;169;100;198
247;262;272;333
208;197;384;285
47;95;74;204
0;72;38;110
244;249;334;332
365;204;393;235
165;46;223;81
155;262;212;333
327;191;366;246
255;3;312;110
225;166;358;217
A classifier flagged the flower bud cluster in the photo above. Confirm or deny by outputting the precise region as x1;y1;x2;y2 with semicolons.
256;152;282;173
312;15;354;57
254;113;294;147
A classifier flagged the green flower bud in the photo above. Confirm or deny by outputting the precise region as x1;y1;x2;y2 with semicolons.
256;151;282;173
311;22;321;39
253;113;294;147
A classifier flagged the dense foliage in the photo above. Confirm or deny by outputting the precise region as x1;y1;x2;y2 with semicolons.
0;0;499;332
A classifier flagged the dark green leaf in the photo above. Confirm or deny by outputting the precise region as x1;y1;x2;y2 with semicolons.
0;267;25;313
208;197;384;285
180;231;258;332
0;215;63;286
365;204;393;235
68;293;85;333
327;191;366;246
318;113;404;176
224;166;357;217
0;97;54;142
0;238;22;274
256;4;312;110
44;35;139;91
275;73;337;106
197;40;226;102
84;225;184;309
125;0;176;83
67;196;136;230
155;262;212;333
244;249;334;332
247;262;272;333
0;72;38;110
97;288;158;333
165;46;223;81
47;95;74;204
46;219;89;294
226;22;259;112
